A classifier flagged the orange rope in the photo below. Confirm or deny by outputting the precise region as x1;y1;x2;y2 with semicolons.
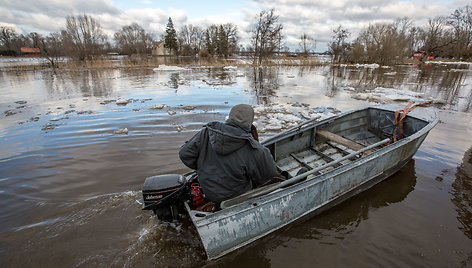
391;101;432;143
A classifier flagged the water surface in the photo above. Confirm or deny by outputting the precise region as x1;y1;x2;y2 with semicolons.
1;60;471;267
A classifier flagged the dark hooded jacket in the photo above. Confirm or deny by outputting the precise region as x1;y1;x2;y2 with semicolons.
179;120;278;202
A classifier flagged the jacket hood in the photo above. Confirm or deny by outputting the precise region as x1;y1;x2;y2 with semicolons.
206;121;258;155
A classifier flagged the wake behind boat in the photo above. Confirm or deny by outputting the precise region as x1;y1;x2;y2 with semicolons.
141;104;438;260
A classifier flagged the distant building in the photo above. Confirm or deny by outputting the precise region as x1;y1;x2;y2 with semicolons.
152;41;175;56
413;51;425;60
413;51;434;60
21;47;40;56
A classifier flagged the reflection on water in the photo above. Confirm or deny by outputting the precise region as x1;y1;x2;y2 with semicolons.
1;62;472;267
249;67;280;105
326;64;472;112
453;147;472;240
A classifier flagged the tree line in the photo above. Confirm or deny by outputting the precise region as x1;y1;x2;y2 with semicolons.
0;15;241;65
0;5;471;66
329;5;472;64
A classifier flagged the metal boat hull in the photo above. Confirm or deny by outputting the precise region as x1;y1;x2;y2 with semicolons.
186;106;438;260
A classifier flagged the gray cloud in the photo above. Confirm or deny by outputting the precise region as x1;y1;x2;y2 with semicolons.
251;0;459;51
0;0;467;51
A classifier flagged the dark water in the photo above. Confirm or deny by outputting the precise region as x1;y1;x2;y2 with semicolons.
1;60;472;267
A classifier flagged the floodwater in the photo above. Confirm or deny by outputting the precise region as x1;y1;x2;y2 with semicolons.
1;59;472;267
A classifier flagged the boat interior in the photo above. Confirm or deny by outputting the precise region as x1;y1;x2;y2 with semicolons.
264;107;428;180
191;107;429;211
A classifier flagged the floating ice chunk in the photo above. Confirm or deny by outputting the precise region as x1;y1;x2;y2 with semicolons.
153;65;189;71
425;61;472;65
151;104;165;109
223;66;237;70
116;98;130;105
168;111;176;115
174;124;186;132
354;63;380;68
374;87;424;100
114;128;128;134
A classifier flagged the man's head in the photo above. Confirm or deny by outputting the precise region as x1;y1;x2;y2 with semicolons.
228;104;254;131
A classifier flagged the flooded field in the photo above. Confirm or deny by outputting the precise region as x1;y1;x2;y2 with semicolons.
1;59;472;267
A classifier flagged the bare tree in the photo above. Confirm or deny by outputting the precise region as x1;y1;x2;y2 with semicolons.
38;32;63;69
448;5;472;59
423;16;448;57
178;24;204;55
250;9;283;65
329;25;350;63
0;26;18;51
63;14;108;60
114;23;153;56
299;33;316;56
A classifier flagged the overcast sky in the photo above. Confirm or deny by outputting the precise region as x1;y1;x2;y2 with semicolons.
0;0;469;51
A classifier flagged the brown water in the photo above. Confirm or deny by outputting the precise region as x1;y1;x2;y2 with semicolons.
1;60;472;267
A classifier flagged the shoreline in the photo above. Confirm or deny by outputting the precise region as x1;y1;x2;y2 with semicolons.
1;55;471;72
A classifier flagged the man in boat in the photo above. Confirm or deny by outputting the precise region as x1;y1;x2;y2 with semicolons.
179;104;279;206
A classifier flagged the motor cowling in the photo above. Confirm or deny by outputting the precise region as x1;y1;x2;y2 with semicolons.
142;174;187;221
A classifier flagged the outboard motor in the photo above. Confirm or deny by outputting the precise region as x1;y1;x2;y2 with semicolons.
142;174;188;221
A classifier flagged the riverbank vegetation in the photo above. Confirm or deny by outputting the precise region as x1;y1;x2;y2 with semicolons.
1;5;470;69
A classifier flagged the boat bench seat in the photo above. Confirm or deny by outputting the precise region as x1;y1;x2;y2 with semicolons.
316;129;374;155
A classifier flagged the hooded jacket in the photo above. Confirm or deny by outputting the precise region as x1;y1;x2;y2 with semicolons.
179;120;278;202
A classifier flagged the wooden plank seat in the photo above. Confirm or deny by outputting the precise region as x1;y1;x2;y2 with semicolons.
316;129;374;155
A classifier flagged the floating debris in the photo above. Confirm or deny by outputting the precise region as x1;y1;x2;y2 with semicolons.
50;116;69;122
291;102;310;108
114;128;129;134
100;100;116;105
77;110;93;115
182;106;196;110
4;110;18;116
42;123;60;131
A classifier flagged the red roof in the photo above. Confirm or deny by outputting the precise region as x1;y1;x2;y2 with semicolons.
21;47;40;53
